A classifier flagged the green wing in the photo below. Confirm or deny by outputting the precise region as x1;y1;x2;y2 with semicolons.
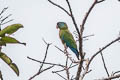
60;29;77;49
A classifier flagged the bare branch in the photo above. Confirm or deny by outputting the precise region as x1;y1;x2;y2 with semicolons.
27;56;65;68
42;38;48;45
100;49;109;77
88;36;120;69
82;36;120;79
65;57;70;80
55;45;77;63
113;71;120;75
55;45;64;53
28;41;52;80
81;0;104;34
54;72;67;80
83;34;94;39
40;65;54;74
52;64;78;73
48;0;71;16
66;0;80;36
0;71;3;80
97;0;105;3
96;74;120;80
75;0;105;79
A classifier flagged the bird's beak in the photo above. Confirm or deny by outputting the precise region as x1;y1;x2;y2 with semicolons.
56;25;58;29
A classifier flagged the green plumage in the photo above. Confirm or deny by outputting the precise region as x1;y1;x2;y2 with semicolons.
59;29;77;50
57;22;79;59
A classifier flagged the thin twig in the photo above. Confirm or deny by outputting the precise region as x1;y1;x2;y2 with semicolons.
100;49;109;77
97;0;105;3
48;0;71;16
52;64;78;73
55;45;76;63
66;0;80;37
55;72;67;80
113;71;120;75
55;45;64;53
96;74;120;80
75;0;105;79
27;56;65;68
40;65;54;74
65;0;82;60
83;34;94;38
82;36;120;80
81;0;96;35
0;71;3;80
81;0;105;34
65;57;70;80
28;41;51;80
88;36;120;69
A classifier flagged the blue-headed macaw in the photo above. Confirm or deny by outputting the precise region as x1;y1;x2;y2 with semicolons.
56;22;79;60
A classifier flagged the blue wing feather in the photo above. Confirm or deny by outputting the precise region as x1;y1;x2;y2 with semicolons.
61;34;79;59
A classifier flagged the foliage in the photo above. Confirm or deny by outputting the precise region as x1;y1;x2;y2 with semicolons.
0;23;25;77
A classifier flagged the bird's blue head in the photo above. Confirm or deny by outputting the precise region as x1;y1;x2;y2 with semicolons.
56;22;68;30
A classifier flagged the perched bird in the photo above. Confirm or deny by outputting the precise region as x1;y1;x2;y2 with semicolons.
56;22;79;60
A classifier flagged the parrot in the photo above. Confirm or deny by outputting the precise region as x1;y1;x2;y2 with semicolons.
56;22;79;60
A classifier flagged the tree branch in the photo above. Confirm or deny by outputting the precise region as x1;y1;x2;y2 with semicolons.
55;72;67;80
88;36;120;69
48;0;71;16
40;65;54;74
55;45;77;63
28;40;52;80
96;74;120;80
27;56;65;68
52;64;78;73
100;49;109;77
65;57;70;80
0;71;3;80
113;71;120;75
75;0;105;79
81;36;120;80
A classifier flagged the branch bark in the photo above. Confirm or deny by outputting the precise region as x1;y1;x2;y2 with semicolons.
100;50;110;77
76;0;105;79
28;41;52;80
96;74;120;80
0;71;3;80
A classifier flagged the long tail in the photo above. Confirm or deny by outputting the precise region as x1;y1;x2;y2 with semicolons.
70;47;79;60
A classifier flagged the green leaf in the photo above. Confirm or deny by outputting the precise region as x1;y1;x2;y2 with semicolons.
0;24;23;37
0;52;19;76
0;40;6;46
10;63;19;76
0;52;12;65
1;36;26;45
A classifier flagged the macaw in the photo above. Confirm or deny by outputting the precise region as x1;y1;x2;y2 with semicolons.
56;22;79;60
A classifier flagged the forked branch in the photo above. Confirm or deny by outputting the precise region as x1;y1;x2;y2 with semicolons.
28;40;52;80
